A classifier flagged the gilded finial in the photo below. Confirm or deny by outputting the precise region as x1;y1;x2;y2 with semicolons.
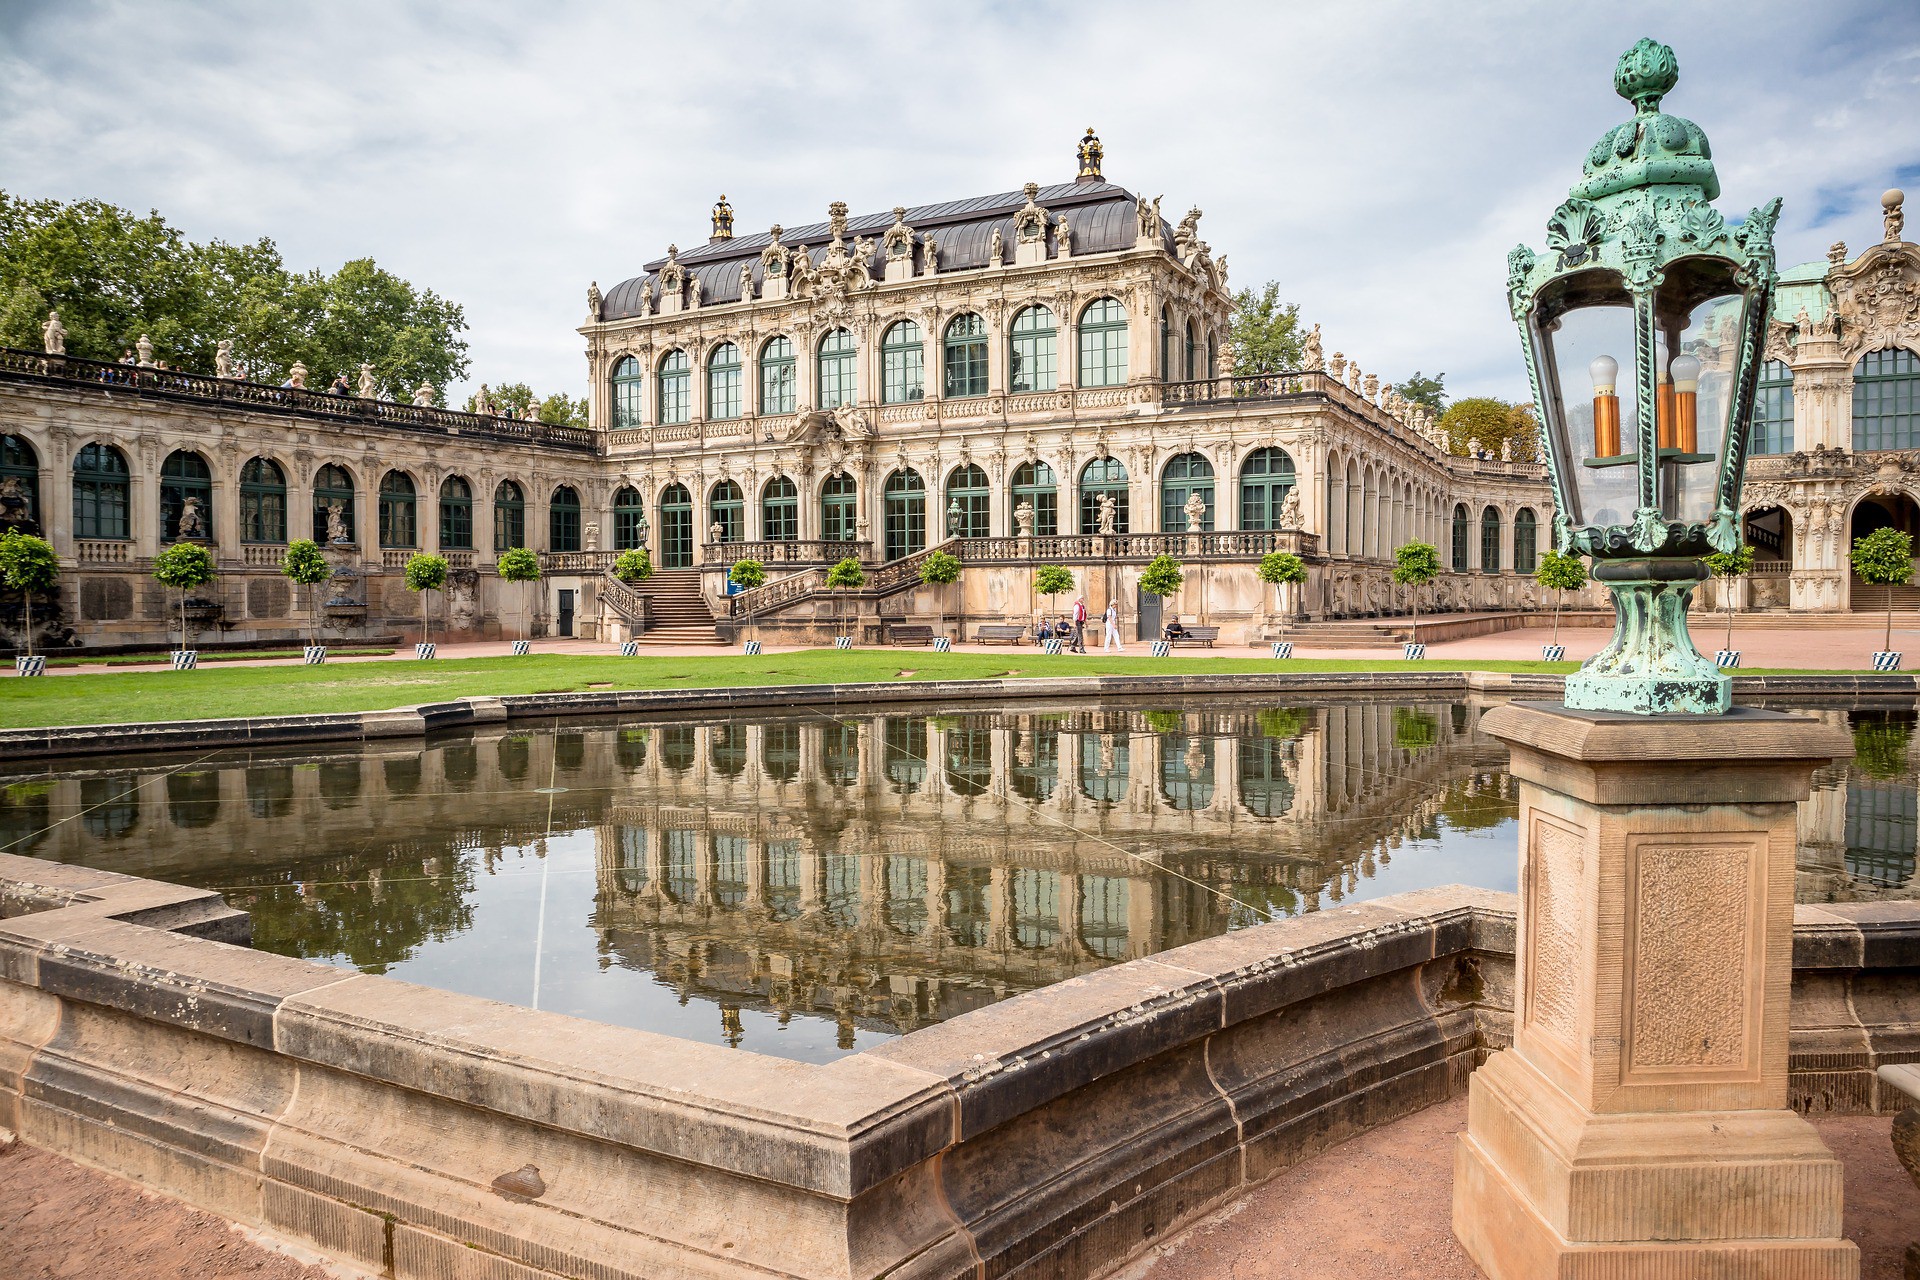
711;194;734;241
1076;126;1103;181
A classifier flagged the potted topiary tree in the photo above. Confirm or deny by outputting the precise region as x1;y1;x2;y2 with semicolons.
1139;554;1184;653
1703;543;1755;668
496;546;541;653
0;529;59;675
611;548;654;653
153;542;216;669
1391;541;1440;659
920;549;961;649
1533;548;1588;662
1034;565;1074;650
825;556;866;647
728;558;767;652
405;553;449;658
1851;526;1914;671
282;539;333;663
1256;550;1307;657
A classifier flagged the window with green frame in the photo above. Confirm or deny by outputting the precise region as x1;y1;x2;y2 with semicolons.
1009;305;1057;393
709;480;744;543
760;476;797;541
944;464;989;539
549;485;582;552
883;469;925;561
817;328;856;409
707;342;742;420
160;450;213;542
239;456;286;543
659;483;693;568
378;471;417;549
1159;452;1213;532
882;320;925;403
1080;298;1129;387
312;463;355;545
612;486;645;549
1480;506;1501;572
1853;348;1919;452
1078;457;1128;533
1185;320;1199;381
820;472;858;543
73;442;131;537
943;314;988;398
1513;508;1538;573
0;434;39;529
1238;447;1296;530
760;337;796;413
657;349;690;425
1010;460;1058;536
492;480;525;552
1451;504;1470;572
611;356;643;428
1751;359;1793;454
438;475;472;549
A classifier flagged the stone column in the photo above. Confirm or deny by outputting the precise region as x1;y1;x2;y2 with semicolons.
1455;702;1856;1278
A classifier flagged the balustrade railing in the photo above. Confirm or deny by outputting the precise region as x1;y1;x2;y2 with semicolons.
600;572;652;627
728;567;826;620
540;550;619;573
75;539;132;564
241;544;282;567
703;539;869;567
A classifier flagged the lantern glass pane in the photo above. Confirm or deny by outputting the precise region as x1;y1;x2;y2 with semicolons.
1654;260;1748;525
1532;284;1638;531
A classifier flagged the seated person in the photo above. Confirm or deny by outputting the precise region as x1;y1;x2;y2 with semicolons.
1036;620;1054;641
1163;618;1190;640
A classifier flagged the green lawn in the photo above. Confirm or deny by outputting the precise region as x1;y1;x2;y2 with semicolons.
0;650;1600;729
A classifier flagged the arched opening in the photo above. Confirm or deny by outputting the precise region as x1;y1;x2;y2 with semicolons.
882;320;925;404
1326;453;1347;556
1160;452;1214;532
549;485;582;552
945;464;989;540
1480;506;1502;573
1079;457;1128;534
820;473;858;544
312;463;355;545
883;469;925;561
0;435;40;534
160;450;213;543
1451;504;1470;573
438;476;472;550
707;342;742;420
817;328;856;408
1850;492;1920;612
1513;508;1538;574
659;483;693;568
1010;460;1058;536
708;480;744;544
1743;505;1792;608
759;476;796;543
492;480;525;552
612;486;646;549
240;457;287;544
610;356;643;428
1239;447;1296;530
378;471;417;549
759;336;796;414
1079;298;1128;387
1009;305;1057;393
943;314;988;399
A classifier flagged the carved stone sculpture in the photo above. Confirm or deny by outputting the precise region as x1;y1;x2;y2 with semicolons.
215;339;233;378
921;234;939;276
413;382;434;406
688;275;702;308
1014;500;1036;537
1174;207;1204;261
761;225;789;278
474;383;493;416
586;280;602;321
357;363;375;399
0;476;29;525
324;500;349;544
1328;351;1346;380
1097;492;1118;535
289;361;308;389
40;310;65;356
1828;241;1848;266
1184;490;1207;532
739;262;754;302
708;521;724;544
175;495;206;540
135;334;153;365
850;236;875;288
1886;188;1906;244
1302;323;1323;371
1055;213;1072;257
1279;487;1303;529
1136;194;1162;241
883;208;915;261
1014;182;1049;243
988;227;1004;265
585;522;599;552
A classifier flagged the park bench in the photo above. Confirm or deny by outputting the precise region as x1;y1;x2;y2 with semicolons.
1166;625;1219;648
975;624;1027;645
888;624;936;646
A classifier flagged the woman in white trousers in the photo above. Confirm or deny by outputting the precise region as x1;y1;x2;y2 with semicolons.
1102;600;1123;652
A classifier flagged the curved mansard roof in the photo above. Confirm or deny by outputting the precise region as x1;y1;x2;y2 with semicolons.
601;180;1171;322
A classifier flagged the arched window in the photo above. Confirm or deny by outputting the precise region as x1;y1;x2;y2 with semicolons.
1078;732;1129;804
1080;298;1129;387
1513;508;1538;573
1451;504;1470;573
611;355;643;428
239;457;286;544
817;328;856;409
659;483;693;568
709;480;744;544
881;320;925;403
943;314;988;398
549;485;582;552
1160;452;1214;532
612;486;645;549
159;450;212;543
438;476;472;549
1480;506;1501;573
760;476;797;542
1238;738;1296;818
1207;334;1218;379
820;473;858;544
1185;320;1199;381
759;336;796;414
1855;348;1920;452
1009;305;1057;393
945;464;990;540
1160;736;1216;811
1239;447;1297;530
883;469;925;561
1079;875;1130;960
1079;457;1129;534
0;435;39;531
1160;305;1176;380
1752;359;1794;455
657;350;691;424
707;342;742;420
1010;460;1058;536
493;480;525;552
378;471;417;548
312;463;355;544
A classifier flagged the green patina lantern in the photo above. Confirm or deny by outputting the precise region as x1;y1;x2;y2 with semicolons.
1510;38;1782;715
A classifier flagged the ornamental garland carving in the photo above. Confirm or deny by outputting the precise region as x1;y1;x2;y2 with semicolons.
1828;243;1920;360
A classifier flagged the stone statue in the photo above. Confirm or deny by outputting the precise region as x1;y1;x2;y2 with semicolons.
413;382;435;406
1174;208;1203;260
789;245;816;296
1347;363;1362;391
708;521;724;544
0;475;29;525
135;334;153;365
1327;351;1345;380
474;383;494;415
1055;213;1072;256
850;236;875;288
921;233;939;275
175;495;206;540
883;208;915;261
1183;490;1206;532
357;363;375;398
585;522;599;553
1828;241;1848;266
40;310;65;355
1885;188;1906;244
1364;373;1380;402
688;275;702;308
288;361;309;388
1013;182;1048;243
1136;194;1162;240
760;225;789;278
1014;499;1035;538
946;498;963;538
324;500;349;543
738;262;754;302
525;395;542;421
586;280;602;321
1097;492;1118;535
215;339;233;378
988;227;1003;265
1278;487;1302;529
1302;323;1323;370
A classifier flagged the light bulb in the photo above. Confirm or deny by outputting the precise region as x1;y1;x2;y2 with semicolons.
1670;353;1701;388
1589;354;1618;390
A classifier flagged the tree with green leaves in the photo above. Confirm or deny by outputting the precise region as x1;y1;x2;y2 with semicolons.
1533;549;1588;647
0;529;58;657
1034;565;1074;626
1853;715;1914;781
282;539;332;646
1256;551;1307;641
1850;526;1914;653
153;541;216;652
1438;397;1539;460
404;553;449;646
613;547;653;586
1397;371;1447;414
463;381;589;427
496;546;541;642
1703;543;1755;654
825;556;866;643
1140;554;1184;600
920;549;961;640
1392;541;1441;635
1227;282;1304;376
728;558;767;643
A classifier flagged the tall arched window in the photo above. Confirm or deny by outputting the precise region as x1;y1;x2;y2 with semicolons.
549;485;582;552
709;480;744;544
881;320;925;403
1239;447;1297;530
239;457;286;544
1080;298;1129;387
657;350;691;424
159;450;212;542
312;463;355;544
612;486;645;549
945;465;990;539
1752;359;1794;455
493;480;525;551
0;435;39;531
760;476;797;542
378;471;417;548
1009;305;1057;393
1513;508;1538;573
1160;305;1176;380
611;356;643;428
660;483;693;567
1854;348;1919;452
943;314;988;398
1160;453;1214;532
707;342;742;420
817;328;856;409
1160;736;1215;810
883;469;925;561
1480;506;1501;573
1185;320;1199;381
1079;457;1129;534
760;336;796;414
1451;504;1470;572
820;473;858;543
438;476;472;550
1010;460;1058;536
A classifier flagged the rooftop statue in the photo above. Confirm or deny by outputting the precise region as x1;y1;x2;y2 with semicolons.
1077;126;1103;181
711;194;734;240
413;382;435;406
586;280;602;321
988;227;1004;265
136;334;153;365
739;262;754;302
40;310;64;356
1055;213;1072;256
1014;182;1049;243
358;363;375;399
215;339;233;378
1302;323;1323;371
921;233;939;276
1885;188;1906;244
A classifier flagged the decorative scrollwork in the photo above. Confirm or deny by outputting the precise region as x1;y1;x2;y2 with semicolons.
1546;199;1605;268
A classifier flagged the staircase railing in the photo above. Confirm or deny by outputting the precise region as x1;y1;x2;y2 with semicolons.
599;572;652;630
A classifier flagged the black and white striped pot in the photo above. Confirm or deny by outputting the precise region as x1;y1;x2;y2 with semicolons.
170;650;198;671
833;636;853;650
932;637;952;652
13;655;45;677
415;643;436;660
1271;641;1293;659
742;639;762;656
302;646;326;665
1043;638;1064;654
1403;642;1427;661
511;640;531;656
1150;640;1172;657
1541;644;1565;662
620;640;640;656
1714;649;1741;669
1872;650;1903;672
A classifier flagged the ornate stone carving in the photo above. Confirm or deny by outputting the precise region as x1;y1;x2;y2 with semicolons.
1524;814;1583;1045
215;339;233;378
882;208;915;262
1627;839;1755;1072
920;233;939;277
1054;214;1072;258
41;310;65;355
1885;188;1905;244
659;245;685;302
738;263;754;304
587;280;602;322
1013;182;1049;243
357;363;376;399
760;226;790;279
1302;323;1323;371
1827;241;1920;358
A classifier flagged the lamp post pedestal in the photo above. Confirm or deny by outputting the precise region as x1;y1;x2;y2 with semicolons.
1454;702;1858;1279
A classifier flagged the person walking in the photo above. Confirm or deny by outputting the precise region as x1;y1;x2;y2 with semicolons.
1070;596;1089;653
1102;599;1122;652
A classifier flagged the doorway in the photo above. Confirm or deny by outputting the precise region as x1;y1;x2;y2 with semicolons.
558;589;575;637
1136;586;1162;641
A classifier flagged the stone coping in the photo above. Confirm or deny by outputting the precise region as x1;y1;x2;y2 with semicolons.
4;669;1919;760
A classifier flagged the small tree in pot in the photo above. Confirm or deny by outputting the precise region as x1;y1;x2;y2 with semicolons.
496;546;541;642
281;539;333;647
1139;554;1184;637
1703;543;1755;659
825;556;866;644
1533;549;1588;650
1256;551;1307;644
0;529;59;660
1851;526;1914;657
1391;541;1440;641
405;553;449;647
728;558;767;644
153;542;217;656
1034;564;1074;634
920;549;961;641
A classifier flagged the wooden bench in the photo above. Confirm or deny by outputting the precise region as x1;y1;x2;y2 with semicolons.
1165;625;1219;648
975;625;1027;645
887;625;936;646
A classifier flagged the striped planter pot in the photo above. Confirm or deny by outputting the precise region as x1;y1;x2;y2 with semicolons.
1541;644;1566;662
1402;643;1427;661
13;655;45;677
1873;650;1903;672
834;636;853;650
1270;642;1293;659
620;641;640;657
1042;638;1064;655
932;637;952;652
1714;650;1741;669
415;643;437;660
510;640;531;656
742;640;762;656
303;646;326;665
170;650;198;671
1149;640;1172;657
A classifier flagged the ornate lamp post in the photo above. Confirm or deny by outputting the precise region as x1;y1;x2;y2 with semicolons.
1508;37;1781;714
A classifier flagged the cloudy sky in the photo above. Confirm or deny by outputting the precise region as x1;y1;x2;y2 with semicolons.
3;0;1917;407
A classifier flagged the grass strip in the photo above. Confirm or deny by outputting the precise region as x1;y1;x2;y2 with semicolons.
46;648;395;668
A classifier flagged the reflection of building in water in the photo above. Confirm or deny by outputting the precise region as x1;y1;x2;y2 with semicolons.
1796;708;1920;902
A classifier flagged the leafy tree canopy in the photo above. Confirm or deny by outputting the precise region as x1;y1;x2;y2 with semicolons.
1704;544;1755;579
0;529;58;594
281;539;332;586
1227;282;1304;376
1850;527;1914;586
1139;554;1184;598
1397;371;1446;414
1034;565;1074;597
1256;551;1307;586
1437;397;1538;460
1392;541;1441;586
728;559;767;591
496;546;541;583
465;381;588;427
826;556;866;589
613;548;654;585
404;553;449;593
1534;549;1588;593
920;549;961;586
152;541;216;589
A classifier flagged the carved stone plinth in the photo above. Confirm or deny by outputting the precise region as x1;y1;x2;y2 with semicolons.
1455;702;1859;1279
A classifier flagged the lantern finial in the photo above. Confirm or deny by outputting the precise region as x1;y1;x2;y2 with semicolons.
1613;38;1678;113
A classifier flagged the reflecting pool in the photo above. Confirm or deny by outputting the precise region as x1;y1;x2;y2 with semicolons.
2;699;1912;1062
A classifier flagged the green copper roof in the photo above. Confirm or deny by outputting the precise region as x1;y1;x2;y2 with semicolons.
1570;38;1719;205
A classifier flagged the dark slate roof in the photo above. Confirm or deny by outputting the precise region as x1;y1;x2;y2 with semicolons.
600;180;1171;321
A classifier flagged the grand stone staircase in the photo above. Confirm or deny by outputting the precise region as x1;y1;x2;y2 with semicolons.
603;568;721;645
